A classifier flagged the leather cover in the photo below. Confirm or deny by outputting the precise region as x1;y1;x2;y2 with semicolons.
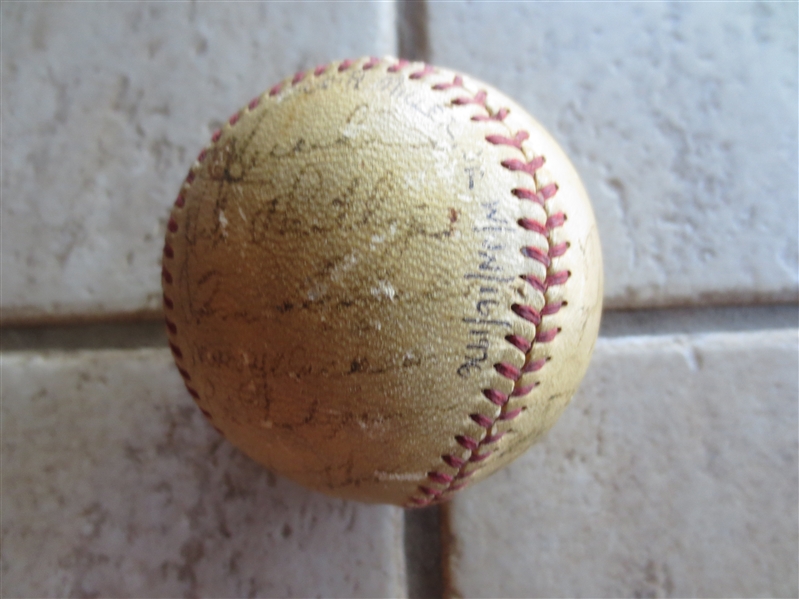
162;57;603;506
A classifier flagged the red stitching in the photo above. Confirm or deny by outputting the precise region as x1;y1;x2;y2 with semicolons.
521;271;570;293
498;407;523;421
541;183;559;198
362;56;381;70
269;82;283;97
164;82;231;413
472;107;509;122
248;96;261;111
314;65;328;77
292;70;305;85
513;183;558;206
511;303;541;325
513;189;543;206
546;213;566;229
428;471;453;484
521;245;550;267
432;75;464;91
409;64;435;79
495;362;521;380
518;212;565;236
486;131;529;149
512;382;537;397
518;217;547;236
523;358;548;373
419;485;442;498
453;90;487;106
456;435;480;451
536;328;561;343
522;358;549;373
542;301;564;316
546;271;570;287
387;59;410;73
483;389;509;406
502;156;545;176
469;450;492;463
483;431;506;444
165;318;177;335
406;69;572;508
521;273;546;294
505;334;532;353
470;413;494;428
338;58;355;72
442;454;466;468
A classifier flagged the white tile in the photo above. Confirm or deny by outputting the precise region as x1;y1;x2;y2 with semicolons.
0;349;406;598
0;3;396;323
428;3;798;308
444;329;798;598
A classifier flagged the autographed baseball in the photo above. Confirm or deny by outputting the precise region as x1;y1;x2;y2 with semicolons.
161;57;602;507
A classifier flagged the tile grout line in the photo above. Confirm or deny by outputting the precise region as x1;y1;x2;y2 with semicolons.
1;303;795;599
404;505;444;599
397;0;430;63
0;304;796;354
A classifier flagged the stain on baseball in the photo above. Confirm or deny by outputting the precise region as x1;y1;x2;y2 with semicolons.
161;57;603;507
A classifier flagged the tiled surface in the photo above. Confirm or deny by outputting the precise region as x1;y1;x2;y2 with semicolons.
0;349;406;598
443;329;799;598
0;2;396;324
428;2;799;308
3;3;797;323
2;4;797;598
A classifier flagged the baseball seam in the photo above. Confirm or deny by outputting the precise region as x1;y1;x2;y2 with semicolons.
161;57;571;506
162;144;223;435
401;67;570;508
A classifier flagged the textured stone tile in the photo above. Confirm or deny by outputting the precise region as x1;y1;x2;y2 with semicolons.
0;3;396;324
0;349;406;598
443;329;798;598
428;3;798;308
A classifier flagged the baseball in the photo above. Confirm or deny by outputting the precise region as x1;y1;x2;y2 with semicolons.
161;56;603;507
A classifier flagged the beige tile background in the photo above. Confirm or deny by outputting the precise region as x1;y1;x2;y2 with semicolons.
2;3;796;324
444;330;798;598
427;2;798;309
1;349;406;598
1;2;396;323
2;2;796;598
